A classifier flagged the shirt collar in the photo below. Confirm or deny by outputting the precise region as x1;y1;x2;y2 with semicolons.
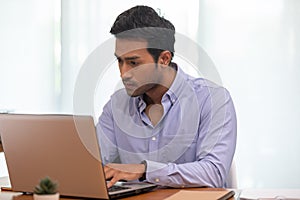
164;63;187;105
136;63;187;110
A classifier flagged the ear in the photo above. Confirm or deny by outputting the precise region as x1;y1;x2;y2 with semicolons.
158;51;172;66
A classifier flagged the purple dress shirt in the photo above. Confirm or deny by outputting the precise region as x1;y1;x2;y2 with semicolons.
96;65;237;188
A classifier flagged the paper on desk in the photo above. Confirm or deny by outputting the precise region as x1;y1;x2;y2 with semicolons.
164;190;234;200
240;189;300;200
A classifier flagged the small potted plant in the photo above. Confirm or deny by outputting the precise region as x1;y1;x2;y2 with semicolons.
33;176;59;200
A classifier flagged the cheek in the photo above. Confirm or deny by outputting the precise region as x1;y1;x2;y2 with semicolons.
132;66;157;82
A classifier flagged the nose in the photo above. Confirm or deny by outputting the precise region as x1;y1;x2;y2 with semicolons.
119;63;132;80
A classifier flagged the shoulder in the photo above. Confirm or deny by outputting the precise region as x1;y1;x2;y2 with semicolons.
184;72;231;98
177;66;224;91
181;73;234;115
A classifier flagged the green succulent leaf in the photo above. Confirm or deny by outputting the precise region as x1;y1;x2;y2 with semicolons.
33;176;58;195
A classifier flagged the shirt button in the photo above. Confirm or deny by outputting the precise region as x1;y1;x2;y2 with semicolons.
155;178;160;182
152;137;156;141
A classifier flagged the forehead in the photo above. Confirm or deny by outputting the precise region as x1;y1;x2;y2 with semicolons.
115;38;148;56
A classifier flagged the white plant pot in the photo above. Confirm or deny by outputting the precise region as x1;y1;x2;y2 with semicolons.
33;193;59;200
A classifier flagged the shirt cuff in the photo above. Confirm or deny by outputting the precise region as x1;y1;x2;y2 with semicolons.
144;160;170;185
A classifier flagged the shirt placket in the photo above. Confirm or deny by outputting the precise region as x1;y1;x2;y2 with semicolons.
148;128;160;161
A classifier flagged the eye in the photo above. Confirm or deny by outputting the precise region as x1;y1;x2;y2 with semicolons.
129;61;138;67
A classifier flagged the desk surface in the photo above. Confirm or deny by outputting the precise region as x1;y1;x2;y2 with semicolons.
1;188;236;200
0;177;237;200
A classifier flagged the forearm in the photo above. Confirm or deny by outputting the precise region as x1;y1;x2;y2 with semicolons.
145;159;225;188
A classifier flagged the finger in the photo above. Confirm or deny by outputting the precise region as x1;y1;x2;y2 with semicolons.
107;176;119;188
104;168;115;180
105;173;113;181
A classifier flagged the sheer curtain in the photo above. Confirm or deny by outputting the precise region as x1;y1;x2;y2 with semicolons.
198;0;300;188
0;0;60;113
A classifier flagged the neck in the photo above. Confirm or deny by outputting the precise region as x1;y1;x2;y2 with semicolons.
143;65;177;105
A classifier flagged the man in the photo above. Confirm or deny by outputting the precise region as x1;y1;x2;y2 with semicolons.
96;5;237;188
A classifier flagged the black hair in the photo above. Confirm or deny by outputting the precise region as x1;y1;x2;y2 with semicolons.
110;5;175;63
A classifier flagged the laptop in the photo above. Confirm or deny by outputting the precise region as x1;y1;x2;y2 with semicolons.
0;114;157;199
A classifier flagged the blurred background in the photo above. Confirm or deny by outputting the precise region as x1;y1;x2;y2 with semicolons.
0;0;299;189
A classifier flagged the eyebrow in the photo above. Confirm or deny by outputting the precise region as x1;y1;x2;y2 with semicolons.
114;53;140;61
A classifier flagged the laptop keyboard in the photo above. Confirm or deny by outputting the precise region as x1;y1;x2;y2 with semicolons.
108;185;130;192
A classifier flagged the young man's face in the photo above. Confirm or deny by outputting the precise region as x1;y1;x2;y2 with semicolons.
115;38;162;97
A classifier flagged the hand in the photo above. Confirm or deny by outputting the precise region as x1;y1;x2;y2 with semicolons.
104;163;146;188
